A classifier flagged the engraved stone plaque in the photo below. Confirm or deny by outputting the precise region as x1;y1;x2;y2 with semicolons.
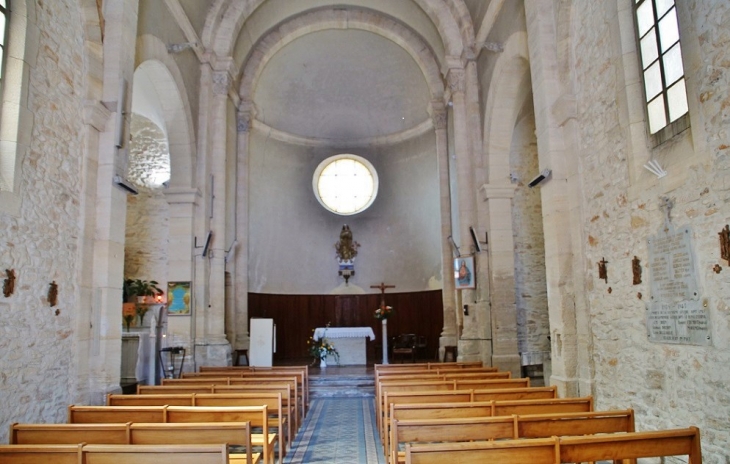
647;226;711;345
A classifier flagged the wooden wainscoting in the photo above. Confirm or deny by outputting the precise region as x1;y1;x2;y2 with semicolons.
248;290;443;363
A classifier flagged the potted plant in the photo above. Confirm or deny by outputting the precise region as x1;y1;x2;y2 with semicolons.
122;278;164;328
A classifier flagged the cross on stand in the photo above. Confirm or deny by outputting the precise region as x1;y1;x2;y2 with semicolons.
371;282;395;364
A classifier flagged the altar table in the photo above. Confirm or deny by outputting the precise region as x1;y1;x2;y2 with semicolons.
313;327;376;366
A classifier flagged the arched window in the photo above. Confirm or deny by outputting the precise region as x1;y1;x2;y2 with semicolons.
634;0;689;143
0;0;36;216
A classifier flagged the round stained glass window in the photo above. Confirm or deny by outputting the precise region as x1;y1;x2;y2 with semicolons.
313;154;378;215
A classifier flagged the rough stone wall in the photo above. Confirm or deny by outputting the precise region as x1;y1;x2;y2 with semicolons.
573;0;730;459
0;0;85;443
124;115;170;283
510;111;549;356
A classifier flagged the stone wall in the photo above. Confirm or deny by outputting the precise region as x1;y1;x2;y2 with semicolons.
125;114;170;283
0;0;85;443
510;110;549;356
573;0;730;458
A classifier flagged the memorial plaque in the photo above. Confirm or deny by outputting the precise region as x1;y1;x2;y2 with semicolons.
647;226;711;345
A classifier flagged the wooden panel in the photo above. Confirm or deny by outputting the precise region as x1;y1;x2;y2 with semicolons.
248;290;443;362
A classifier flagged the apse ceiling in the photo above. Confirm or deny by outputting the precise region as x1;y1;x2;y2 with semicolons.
252;29;431;141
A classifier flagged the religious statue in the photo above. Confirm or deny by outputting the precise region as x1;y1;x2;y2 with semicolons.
632;256;642;285
335;225;360;261
598;257;608;283
719;225;730;262
3;269;15;298
48;281;58;307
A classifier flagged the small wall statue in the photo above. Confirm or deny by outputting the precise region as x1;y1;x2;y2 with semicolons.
335;225;360;261
3;269;15;297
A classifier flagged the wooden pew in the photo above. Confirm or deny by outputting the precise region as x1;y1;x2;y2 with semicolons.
83;444;230;464
10;423;129;444
0;444;84;464
165;376;302;428
471;386;557;402
138;384;215;394
165;406;276;464
389;410;636;464
195;366;309;416
0;444;231;464
453;378;530;390
10;422;260;464
385;397;594;461
404;427;702;464
374;362;484;371
68;405;276;464
106;392;288;459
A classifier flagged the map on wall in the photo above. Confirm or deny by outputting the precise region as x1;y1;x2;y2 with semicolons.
646;226;711;345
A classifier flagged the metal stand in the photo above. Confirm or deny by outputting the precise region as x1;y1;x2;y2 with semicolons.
159;346;185;379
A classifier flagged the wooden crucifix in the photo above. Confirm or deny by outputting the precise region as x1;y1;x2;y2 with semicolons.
370;282;395;306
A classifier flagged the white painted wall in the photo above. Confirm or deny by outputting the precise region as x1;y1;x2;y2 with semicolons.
248;129;441;294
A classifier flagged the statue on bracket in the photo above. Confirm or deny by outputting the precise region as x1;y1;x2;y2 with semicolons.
335;225;360;284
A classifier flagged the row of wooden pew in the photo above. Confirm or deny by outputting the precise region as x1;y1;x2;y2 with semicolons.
0;365;310;464
374;362;702;464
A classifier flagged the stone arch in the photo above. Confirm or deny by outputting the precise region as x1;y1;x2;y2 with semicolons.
204;0;467;61
238;8;444;103
483;32;531;183
135;35;197;190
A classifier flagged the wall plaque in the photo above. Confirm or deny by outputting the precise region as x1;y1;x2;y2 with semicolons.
647;226;710;345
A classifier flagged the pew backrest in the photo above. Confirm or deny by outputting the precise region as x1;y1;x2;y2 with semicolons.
68;405;166;424
453;378;529;389
82;443;229;464
108;393;193;406
472;386;557;402
10;423;129;445
0;444;84;464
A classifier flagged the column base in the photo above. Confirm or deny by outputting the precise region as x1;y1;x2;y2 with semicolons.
194;337;232;368
492;354;521;379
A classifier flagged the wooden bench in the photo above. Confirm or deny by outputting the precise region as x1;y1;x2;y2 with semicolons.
0;443;83;464
389;410;635;464
84;444;231;464
385;397;594;461
404;427;702;464
374;361;484;371
106;392;288;459
0;444;232;464
164;376;302;428
195;367;309;416
68;405;276;464
10;422;260;464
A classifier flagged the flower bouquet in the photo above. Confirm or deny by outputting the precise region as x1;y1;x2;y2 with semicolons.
374;304;394;320
307;326;339;367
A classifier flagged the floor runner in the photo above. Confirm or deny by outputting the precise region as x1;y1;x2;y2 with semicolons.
284;398;385;464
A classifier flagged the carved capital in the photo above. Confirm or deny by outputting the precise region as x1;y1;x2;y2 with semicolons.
447;69;466;94
429;100;448;130
212;71;231;96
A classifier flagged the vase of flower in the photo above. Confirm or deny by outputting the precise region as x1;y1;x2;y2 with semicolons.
320;348;327;368
382;319;389;364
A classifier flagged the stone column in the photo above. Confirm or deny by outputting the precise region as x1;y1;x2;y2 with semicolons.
481;184;521;377
525;0;580;396
233;101;254;352
87;0;139;402
430;100;457;360
197;68;233;366
447;67;481;362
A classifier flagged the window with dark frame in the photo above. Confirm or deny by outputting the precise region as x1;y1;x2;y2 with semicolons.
0;0;7;90
634;0;689;138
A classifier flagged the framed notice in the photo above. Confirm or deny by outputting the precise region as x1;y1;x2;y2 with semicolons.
454;256;475;289
167;281;192;316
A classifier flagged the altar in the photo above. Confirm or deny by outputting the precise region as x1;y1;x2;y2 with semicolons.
313;326;376;365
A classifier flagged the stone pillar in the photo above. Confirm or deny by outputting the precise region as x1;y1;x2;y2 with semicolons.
233;101;254;352
196;68;233;366
430;100;457;360
447;67;481;362
87;0;139;402
525;0;580;397
481;184;521;377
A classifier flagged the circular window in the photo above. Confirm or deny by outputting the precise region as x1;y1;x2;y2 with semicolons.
313;154;378;215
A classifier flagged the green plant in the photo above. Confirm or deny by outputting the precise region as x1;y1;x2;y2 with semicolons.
306;325;339;366
124;278;163;302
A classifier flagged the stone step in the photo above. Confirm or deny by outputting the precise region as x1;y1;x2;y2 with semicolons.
309;375;375;398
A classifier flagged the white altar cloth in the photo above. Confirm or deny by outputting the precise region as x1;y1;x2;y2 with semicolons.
313;327;376;365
